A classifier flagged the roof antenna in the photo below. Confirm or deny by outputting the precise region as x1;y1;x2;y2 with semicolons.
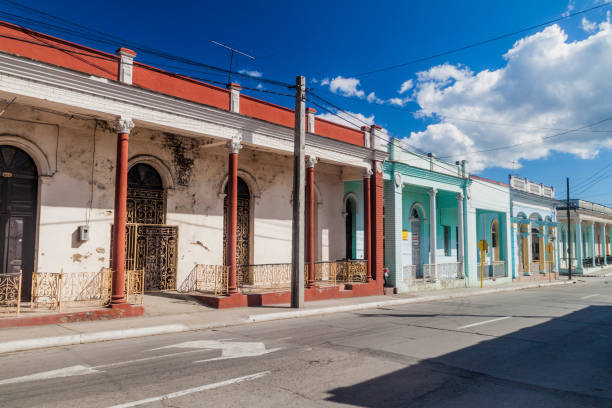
210;41;256;85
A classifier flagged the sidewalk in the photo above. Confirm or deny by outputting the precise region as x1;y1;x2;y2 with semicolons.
0;279;578;354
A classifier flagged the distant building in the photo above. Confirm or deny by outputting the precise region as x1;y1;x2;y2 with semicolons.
509;176;560;280
557;200;612;274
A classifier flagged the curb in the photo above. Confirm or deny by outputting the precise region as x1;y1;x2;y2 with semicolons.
247;280;576;322
0;280;576;355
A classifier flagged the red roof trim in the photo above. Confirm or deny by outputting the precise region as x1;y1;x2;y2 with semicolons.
471;174;509;187
0;20;368;148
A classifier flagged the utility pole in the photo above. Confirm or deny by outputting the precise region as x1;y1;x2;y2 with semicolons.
291;76;306;308
567;177;572;280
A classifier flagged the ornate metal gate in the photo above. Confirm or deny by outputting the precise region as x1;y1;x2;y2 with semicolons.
126;224;177;291
121;163;177;291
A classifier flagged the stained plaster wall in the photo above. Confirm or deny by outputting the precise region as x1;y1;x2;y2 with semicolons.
0;104;347;289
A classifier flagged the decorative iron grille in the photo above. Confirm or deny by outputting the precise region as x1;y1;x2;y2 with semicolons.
0;271;22;316
126;224;178;291
127;188;165;224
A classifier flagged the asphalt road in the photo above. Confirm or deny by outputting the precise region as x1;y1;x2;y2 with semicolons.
0;278;610;407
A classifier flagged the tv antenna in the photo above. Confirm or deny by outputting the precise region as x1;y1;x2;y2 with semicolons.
210;40;256;85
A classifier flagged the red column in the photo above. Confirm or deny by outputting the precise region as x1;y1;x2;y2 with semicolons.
370;161;384;290
306;156;317;287
111;117;134;305
226;138;242;294
363;169;372;281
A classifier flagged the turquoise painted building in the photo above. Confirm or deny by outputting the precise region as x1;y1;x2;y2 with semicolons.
382;139;514;292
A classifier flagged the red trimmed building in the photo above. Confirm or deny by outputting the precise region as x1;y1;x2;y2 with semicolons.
0;21;387;315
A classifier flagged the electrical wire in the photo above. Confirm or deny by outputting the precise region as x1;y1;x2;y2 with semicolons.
0;4;293;88
350;2;612;77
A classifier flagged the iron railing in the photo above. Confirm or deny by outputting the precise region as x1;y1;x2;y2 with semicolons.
402;264;417;285
0;271;22;316
31;269;142;311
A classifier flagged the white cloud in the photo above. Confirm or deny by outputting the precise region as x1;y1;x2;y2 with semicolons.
367;91;383;104
320;77;330;86
317;110;374;129
388;97;408;107
581;17;598;33
408;23;612;172
328;76;365;98
562;0;574;17
398;79;413;94
238;69;262;78
256;83;264;90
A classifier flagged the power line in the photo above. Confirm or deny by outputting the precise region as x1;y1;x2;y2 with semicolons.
350;3;611;77
437;116;612;159
310;87;612;134
0;4;293;88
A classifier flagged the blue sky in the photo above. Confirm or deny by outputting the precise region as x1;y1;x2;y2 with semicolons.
2;0;611;204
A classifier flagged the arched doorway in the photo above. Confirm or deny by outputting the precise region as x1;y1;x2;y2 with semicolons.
0;145;37;299
531;227;540;262
519;223;529;273
126;163;177;291
410;208;422;278
224;177;251;269
345;197;356;260
491;219;499;261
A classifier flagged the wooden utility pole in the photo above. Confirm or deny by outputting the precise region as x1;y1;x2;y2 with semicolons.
567;177;572;281
291;76;306;308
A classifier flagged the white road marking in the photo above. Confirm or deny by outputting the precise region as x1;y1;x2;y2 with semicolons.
0;365;101;385
457;316;512;330
0;344;255;386
151;340;282;363
580;294;600;300
105;371;270;408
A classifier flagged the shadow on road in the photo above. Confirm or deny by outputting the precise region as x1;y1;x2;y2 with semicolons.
327;306;612;408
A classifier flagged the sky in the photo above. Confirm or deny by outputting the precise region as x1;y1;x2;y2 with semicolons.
1;0;611;204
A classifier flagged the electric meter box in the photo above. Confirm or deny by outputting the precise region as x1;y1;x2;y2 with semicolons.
79;225;90;241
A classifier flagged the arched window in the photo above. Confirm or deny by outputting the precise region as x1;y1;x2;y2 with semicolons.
127;163;165;224
224;177;251;268
491;219;499;261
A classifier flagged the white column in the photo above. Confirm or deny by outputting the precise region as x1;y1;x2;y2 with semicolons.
603;224;608;266
575;221;583;270
428;188;437;280
590;222;596;264
599;224;608;265
456;193;464;276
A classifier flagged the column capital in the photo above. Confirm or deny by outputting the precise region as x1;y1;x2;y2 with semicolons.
113;116;134;134
363;167;373;178
227;137;243;154
428;187;438;197
305;155;317;168
456;192;464;200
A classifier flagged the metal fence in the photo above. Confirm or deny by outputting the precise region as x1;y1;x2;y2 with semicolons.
403;264;417;285
0;271;22;316
31;269;142;311
182;260;368;295
478;261;506;279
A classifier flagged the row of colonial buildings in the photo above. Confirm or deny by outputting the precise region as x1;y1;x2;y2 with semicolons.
0;21;609;310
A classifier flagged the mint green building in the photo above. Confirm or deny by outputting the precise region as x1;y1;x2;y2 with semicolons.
383;139;512;292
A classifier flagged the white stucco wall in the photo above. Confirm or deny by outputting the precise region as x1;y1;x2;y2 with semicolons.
466;178;512;285
0;104;347;289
